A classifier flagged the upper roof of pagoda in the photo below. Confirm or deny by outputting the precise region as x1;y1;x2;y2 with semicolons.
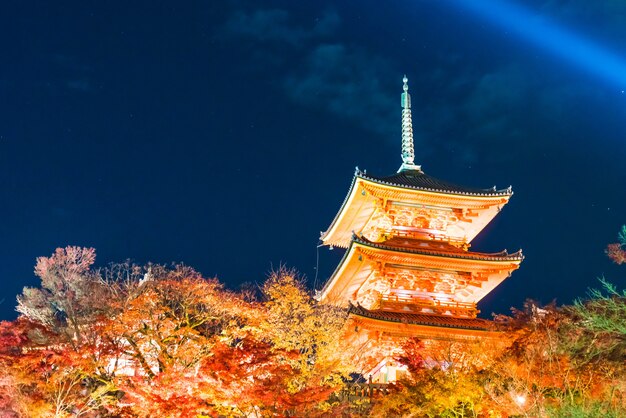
321;168;513;248
362;168;512;197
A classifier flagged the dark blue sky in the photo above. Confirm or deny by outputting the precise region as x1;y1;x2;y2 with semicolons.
1;0;625;319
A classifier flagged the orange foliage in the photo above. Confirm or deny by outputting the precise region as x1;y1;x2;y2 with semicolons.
394;337;425;375
1;248;350;417
5;243;624;417
607;243;626;265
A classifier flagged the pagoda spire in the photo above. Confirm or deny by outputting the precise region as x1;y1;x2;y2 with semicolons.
398;75;422;173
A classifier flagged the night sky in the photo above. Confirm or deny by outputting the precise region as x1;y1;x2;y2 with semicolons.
1;1;625;320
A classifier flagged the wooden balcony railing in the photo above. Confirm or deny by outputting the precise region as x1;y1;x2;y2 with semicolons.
380;294;479;317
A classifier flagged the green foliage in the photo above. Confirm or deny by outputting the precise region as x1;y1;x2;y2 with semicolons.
573;277;626;337
545;400;624;418
618;225;626;245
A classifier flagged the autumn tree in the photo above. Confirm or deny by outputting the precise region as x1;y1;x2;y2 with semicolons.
96;266;354;417
5;247;361;417
0;316;119;418
371;337;502;418
257;268;352;416
0;319;39;417
16;247;108;349
6;247;122;417
92;263;267;417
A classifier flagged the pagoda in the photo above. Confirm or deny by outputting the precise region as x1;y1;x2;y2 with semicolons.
319;77;523;380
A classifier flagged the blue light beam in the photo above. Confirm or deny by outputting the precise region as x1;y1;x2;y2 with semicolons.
452;0;626;88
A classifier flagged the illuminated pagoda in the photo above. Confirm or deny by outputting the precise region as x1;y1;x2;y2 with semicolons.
318;76;523;380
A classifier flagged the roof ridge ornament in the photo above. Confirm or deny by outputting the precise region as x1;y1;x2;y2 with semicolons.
398;75;422;173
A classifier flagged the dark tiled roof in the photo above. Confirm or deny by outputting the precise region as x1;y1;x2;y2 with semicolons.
349;303;492;331
354;236;524;262
359;168;512;197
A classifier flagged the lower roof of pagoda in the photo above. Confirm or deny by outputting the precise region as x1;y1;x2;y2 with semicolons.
319;236;523;306
346;303;503;341
349;303;491;331
321;168;513;249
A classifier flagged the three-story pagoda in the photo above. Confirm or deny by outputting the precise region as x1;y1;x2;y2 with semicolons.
319;77;523;376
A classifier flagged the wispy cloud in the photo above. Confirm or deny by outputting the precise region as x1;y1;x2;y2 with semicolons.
220;8;339;46
216;2;623;165
218;7;399;137
463;66;529;145
410;58;618;166
284;44;397;136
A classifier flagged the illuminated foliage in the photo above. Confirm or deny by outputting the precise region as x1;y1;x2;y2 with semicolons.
0;317;116;418
484;300;626;417
394;337;425;375
259;268;353;415
2;242;626;417
16;246;106;348
371;338;502;418
2;248;351;417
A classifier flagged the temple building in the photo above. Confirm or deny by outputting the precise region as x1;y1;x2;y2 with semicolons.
318;76;523;382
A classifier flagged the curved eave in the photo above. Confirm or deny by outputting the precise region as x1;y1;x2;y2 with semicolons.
319;237;357;301
320;174;359;247
355;236;524;262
